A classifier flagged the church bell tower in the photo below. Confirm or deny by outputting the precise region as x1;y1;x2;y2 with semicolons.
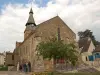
24;8;36;39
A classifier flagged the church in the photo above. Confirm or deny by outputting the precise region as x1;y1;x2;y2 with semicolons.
12;8;76;71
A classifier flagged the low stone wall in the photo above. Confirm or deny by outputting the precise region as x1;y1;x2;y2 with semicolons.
8;66;14;71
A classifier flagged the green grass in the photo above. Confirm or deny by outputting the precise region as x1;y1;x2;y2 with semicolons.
0;65;8;71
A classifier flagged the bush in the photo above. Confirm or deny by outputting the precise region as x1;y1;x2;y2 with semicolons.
0;65;8;71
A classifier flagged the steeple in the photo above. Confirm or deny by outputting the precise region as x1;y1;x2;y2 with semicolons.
29;8;33;14
26;8;36;26
24;8;36;40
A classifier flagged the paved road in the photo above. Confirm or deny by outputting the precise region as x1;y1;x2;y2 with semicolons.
0;71;30;75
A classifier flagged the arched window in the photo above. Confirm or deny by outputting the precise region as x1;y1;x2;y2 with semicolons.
86;56;88;61
12;55;14;60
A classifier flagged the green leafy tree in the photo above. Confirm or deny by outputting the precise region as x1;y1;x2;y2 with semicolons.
36;37;79;70
78;29;100;46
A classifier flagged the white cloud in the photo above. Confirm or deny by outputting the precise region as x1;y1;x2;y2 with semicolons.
0;0;100;52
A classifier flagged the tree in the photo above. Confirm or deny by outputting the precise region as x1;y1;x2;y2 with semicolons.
78;29;100;46
78;29;93;39
36;37;79;71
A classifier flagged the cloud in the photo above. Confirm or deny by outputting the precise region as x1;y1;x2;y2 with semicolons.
0;0;100;52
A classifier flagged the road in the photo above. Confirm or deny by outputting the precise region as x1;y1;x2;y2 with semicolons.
0;71;30;75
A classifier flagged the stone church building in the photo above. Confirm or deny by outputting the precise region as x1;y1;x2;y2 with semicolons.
13;8;76;72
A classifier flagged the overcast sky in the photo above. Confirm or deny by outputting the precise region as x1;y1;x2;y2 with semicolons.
0;0;100;52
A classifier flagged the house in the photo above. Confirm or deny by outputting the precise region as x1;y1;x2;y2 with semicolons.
5;52;19;66
78;37;95;62
0;53;5;65
93;45;100;60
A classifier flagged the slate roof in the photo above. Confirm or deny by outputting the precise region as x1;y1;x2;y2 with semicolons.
29;8;33;14
26;8;36;26
78;37;91;53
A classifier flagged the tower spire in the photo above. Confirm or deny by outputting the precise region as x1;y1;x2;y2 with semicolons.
26;8;36;26
24;8;36;39
29;7;33;14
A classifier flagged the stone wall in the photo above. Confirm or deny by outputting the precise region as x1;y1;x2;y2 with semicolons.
5;53;14;66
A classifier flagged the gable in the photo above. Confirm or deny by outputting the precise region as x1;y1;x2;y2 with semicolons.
34;16;76;42
87;41;95;53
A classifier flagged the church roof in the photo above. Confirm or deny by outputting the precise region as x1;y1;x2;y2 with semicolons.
14;16;76;51
26;8;36;26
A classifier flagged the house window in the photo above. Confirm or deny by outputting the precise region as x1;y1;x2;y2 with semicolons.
12;55;14;60
86;56;88;61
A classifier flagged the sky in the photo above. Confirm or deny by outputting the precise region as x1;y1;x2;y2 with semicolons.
0;0;100;52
